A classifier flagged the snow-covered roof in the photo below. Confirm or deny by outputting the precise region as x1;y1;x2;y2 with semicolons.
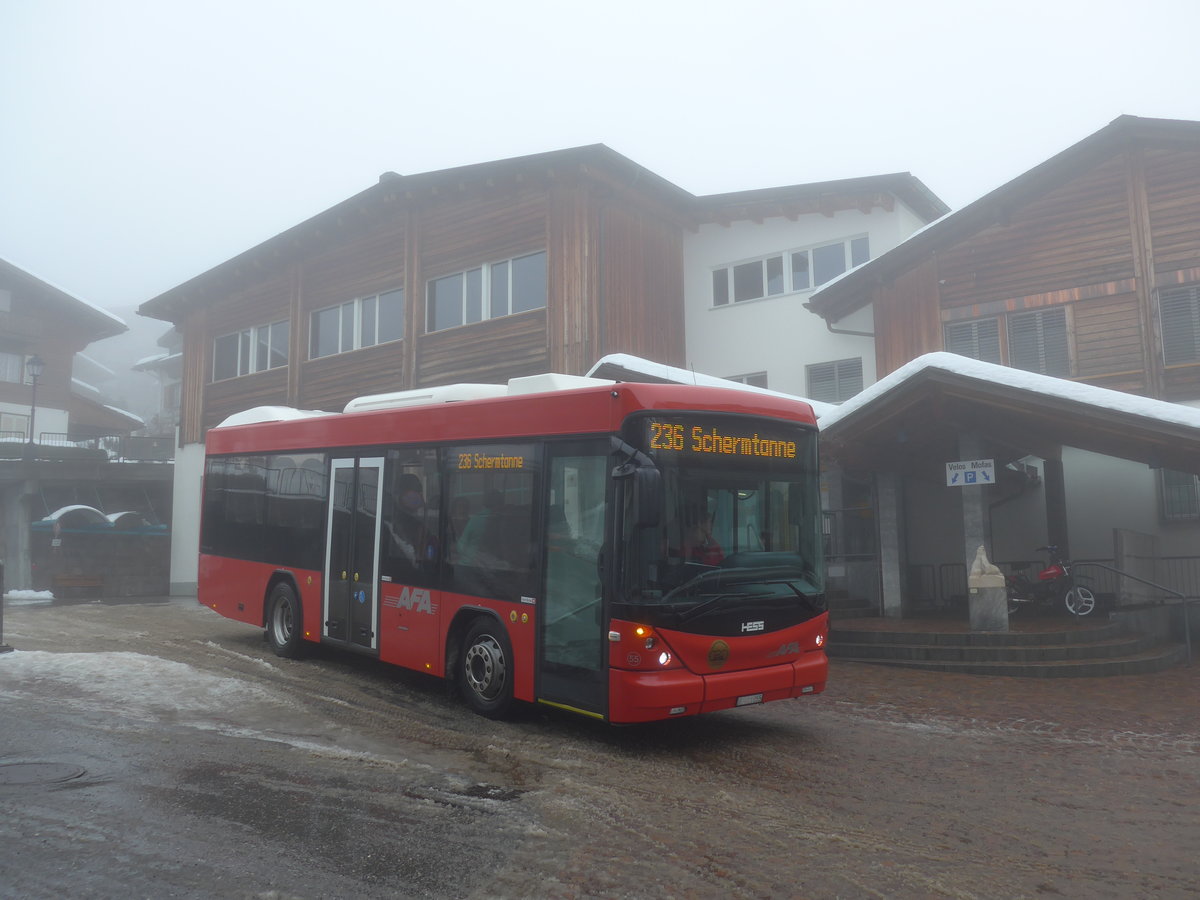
0;257;126;336
820;352;1200;475
587;353;836;418
822;352;1200;432
104;404;145;426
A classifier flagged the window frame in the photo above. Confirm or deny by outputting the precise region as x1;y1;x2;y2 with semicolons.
426;250;547;333
213;319;290;382
309;288;406;361
711;235;870;308
0;351;24;384
943;307;1074;377
726;372;769;389
1160;469;1200;521
1159;284;1200;366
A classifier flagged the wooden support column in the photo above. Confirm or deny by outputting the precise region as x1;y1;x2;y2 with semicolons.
876;470;905;618
1043;453;1070;559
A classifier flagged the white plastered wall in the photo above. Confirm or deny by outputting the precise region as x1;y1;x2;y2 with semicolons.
682;203;927;396
169;437;204;595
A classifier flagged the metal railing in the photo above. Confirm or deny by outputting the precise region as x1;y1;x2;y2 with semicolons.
20;433;175;462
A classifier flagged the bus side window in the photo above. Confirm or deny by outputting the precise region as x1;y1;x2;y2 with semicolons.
445;443;539;601
380;449;440;588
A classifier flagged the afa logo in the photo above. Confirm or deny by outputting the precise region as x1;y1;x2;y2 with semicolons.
382;586;436;615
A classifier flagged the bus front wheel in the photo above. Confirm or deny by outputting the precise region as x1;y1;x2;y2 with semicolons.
267;581;306;659
459;618;514;718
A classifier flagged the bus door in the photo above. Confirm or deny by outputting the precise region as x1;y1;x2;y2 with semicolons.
324;456;384;650
537;442;610;717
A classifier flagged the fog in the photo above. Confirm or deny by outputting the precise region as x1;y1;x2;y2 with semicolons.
3;0;1198;390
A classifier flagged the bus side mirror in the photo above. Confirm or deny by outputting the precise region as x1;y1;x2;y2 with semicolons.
633;466;661;529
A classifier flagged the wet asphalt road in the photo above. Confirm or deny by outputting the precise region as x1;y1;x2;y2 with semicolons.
2;596;1199;899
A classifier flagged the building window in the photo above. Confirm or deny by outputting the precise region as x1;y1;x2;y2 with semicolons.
213;320;290;381
1161;469;1200;520
310;288;405;360
0;351;23;383
944;308;1070;376
726;372;769;389
427;251;547;333
1160;284;1200;365
1;411;30;438
807;358;863;404
1008;308;1069;376
712;236;869;307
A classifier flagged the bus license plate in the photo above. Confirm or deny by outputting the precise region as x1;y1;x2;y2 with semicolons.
736;693;764;707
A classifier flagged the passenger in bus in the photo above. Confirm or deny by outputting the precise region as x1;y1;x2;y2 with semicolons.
681;507;724;566
390;474;429;565
455;489;505;568
448;496;471;556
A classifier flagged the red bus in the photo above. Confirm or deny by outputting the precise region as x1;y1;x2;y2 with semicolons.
199;374;828;724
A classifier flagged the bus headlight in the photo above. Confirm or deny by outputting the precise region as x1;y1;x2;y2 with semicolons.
658;651;672;666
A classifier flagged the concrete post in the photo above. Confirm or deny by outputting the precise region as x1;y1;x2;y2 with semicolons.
877;471;904;618
967;545;1009;632
0;558;11;653
958;432;990;573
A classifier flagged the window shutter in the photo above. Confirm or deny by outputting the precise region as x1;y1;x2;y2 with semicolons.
944;319;1001;364
1009;309;1069;376
836;358;863;398
807;358;862;403
807;363;836;402
1160;285;1200;365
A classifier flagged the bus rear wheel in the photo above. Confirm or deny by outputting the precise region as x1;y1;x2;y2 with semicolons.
459;618;514;718
267;582;306;659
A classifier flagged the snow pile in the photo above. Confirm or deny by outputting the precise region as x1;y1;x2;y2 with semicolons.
0;650;277;723
3;590;55;604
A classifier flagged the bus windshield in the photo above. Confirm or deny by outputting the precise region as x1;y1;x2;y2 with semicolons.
618;414;825;628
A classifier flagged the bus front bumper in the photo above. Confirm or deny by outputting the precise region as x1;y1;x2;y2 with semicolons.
608;650;827;724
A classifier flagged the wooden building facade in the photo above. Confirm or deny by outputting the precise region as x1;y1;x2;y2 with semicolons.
140;146;692;444
807;115;1200;404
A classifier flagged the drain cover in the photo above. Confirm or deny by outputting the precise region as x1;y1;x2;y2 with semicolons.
0;762;86;785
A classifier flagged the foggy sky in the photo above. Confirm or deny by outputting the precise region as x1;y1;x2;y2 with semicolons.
3;0;1199;321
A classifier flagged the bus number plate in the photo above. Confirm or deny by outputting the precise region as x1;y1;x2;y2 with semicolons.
736;693;764;707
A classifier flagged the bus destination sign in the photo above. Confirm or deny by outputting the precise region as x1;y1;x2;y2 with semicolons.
646;419;798;459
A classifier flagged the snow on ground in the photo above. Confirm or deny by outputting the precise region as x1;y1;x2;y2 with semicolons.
3;590;56;604
0;649;279;725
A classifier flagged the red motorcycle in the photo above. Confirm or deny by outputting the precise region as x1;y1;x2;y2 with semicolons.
1005;546;1097;616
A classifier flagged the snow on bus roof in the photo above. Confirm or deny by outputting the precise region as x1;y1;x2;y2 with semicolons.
587;353;836;418
216;406;336;428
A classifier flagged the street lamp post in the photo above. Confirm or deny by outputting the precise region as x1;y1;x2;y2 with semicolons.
26;354;44;448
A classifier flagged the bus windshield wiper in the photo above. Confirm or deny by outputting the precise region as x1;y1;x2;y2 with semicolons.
659;565;819;607
675;591;776;624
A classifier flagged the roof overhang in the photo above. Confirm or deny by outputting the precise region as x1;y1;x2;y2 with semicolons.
821;353;1200;477
806;114;1200;324
137;145;696;324
693;173;948;228
0;258;127;341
